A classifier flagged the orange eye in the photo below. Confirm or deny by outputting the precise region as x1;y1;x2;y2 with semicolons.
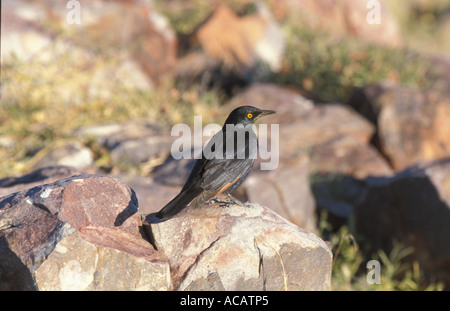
247;113;253;119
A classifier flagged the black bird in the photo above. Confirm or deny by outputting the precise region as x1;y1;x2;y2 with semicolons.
155;106;276;220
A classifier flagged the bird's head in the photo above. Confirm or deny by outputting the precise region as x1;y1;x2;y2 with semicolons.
224;106;276;126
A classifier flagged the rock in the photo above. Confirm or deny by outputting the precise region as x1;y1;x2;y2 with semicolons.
0;166;82;197
246;153;316;231
1;0;52;62
34;231;170;291
354;158;450;288
277;0;403;47
226;83;392;224
2;0;176;88
311;173;367;230
48;0;177;87
228;83;391;178
118;174;181;216
151;157;196;187
29;142;94;171
309;136;393;178
1;0;153;105
74;122;174;167
0;174;170;290
348;83;450;170
197;5;285;72
0;188;72;291
427;55;450;95
2;168;334;291
178;4;285;92
144;203;332;291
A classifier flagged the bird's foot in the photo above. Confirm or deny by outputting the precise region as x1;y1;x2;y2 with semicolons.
209;198;232;208
225;193;248;207
209;194;251;208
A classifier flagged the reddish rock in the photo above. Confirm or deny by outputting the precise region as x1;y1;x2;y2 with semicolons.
277;0;403;47
57;176;157;260
116;174;181;216
197;5;285;72
178;4;285;92
0;174;168;290
348;83;450;170
228;83;391;178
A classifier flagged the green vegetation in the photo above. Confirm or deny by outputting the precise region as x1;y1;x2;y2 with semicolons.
272;21;432;103
0;49;222;179
386;0;450;53
318;211;444;290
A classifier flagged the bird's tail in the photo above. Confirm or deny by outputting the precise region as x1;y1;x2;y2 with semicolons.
155;187;202;220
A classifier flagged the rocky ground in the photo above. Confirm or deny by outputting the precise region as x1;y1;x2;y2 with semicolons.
1;0;449;290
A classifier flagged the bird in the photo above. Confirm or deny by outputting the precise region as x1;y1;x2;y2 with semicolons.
155;106;276;220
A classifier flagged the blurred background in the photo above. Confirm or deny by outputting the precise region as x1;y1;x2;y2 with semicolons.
1;0;449;290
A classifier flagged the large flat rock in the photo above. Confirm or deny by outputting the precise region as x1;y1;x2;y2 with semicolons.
145;203;332;291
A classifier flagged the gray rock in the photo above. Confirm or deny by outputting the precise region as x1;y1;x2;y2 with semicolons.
118;174;181;216
2;169;334;291
227;83;392;222
34;231;170;291
0;166;82;199
144;203;332;291
348;83;450;170
74;122;174;167
30;142;93;171
354;158;450;288
2;0;176;88
151;156;196;187
309;136;393;179
228;83;382;172
246;153;316;231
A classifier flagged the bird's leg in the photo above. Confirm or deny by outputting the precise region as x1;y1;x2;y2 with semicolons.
209;197;231;207
227;193;254;207
225;193;245;206
209;197;228;204
209;193;249;208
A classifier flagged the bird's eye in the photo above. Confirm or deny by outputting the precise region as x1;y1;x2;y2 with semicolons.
247;113;253;119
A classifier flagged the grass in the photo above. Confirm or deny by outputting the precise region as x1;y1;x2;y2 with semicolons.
318;211;444;291
0;46;223;179
386;0;450;53
157;0;436;103
271;21;433;103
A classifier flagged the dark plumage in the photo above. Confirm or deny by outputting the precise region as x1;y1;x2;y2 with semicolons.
155;106;275;220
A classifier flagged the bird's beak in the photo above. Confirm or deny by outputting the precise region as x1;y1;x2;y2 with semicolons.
255;109;276;120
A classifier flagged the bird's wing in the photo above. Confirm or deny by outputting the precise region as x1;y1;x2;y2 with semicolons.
201;127;257;191
201;157;254;191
